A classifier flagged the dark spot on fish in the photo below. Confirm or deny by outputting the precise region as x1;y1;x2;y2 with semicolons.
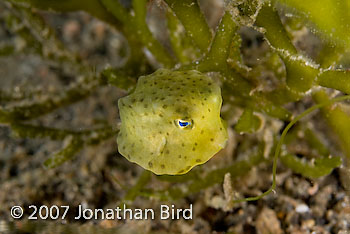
182;143;185;147
161;164;165;169
210;138;214;141
178;170;184;174
192;147;196;151
165;150;169;154
159;114;163;117
144;104;148;108
162;105;167;109
148;162;153;168
178;155;182;158
186;166;191;170
196;159;201;163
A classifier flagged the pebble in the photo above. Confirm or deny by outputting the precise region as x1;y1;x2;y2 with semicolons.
256;207;282;234
296;204;310;213
63;20;81;41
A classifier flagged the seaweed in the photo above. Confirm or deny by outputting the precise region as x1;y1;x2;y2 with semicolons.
1;0;350;207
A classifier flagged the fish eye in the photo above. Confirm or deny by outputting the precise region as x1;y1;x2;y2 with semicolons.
179;120;190;127
175;119;193;129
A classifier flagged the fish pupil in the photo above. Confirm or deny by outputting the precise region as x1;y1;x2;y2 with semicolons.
179;120;189;127
176;119;193;129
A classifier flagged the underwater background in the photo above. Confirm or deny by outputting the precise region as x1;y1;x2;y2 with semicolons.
1;0;350;233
